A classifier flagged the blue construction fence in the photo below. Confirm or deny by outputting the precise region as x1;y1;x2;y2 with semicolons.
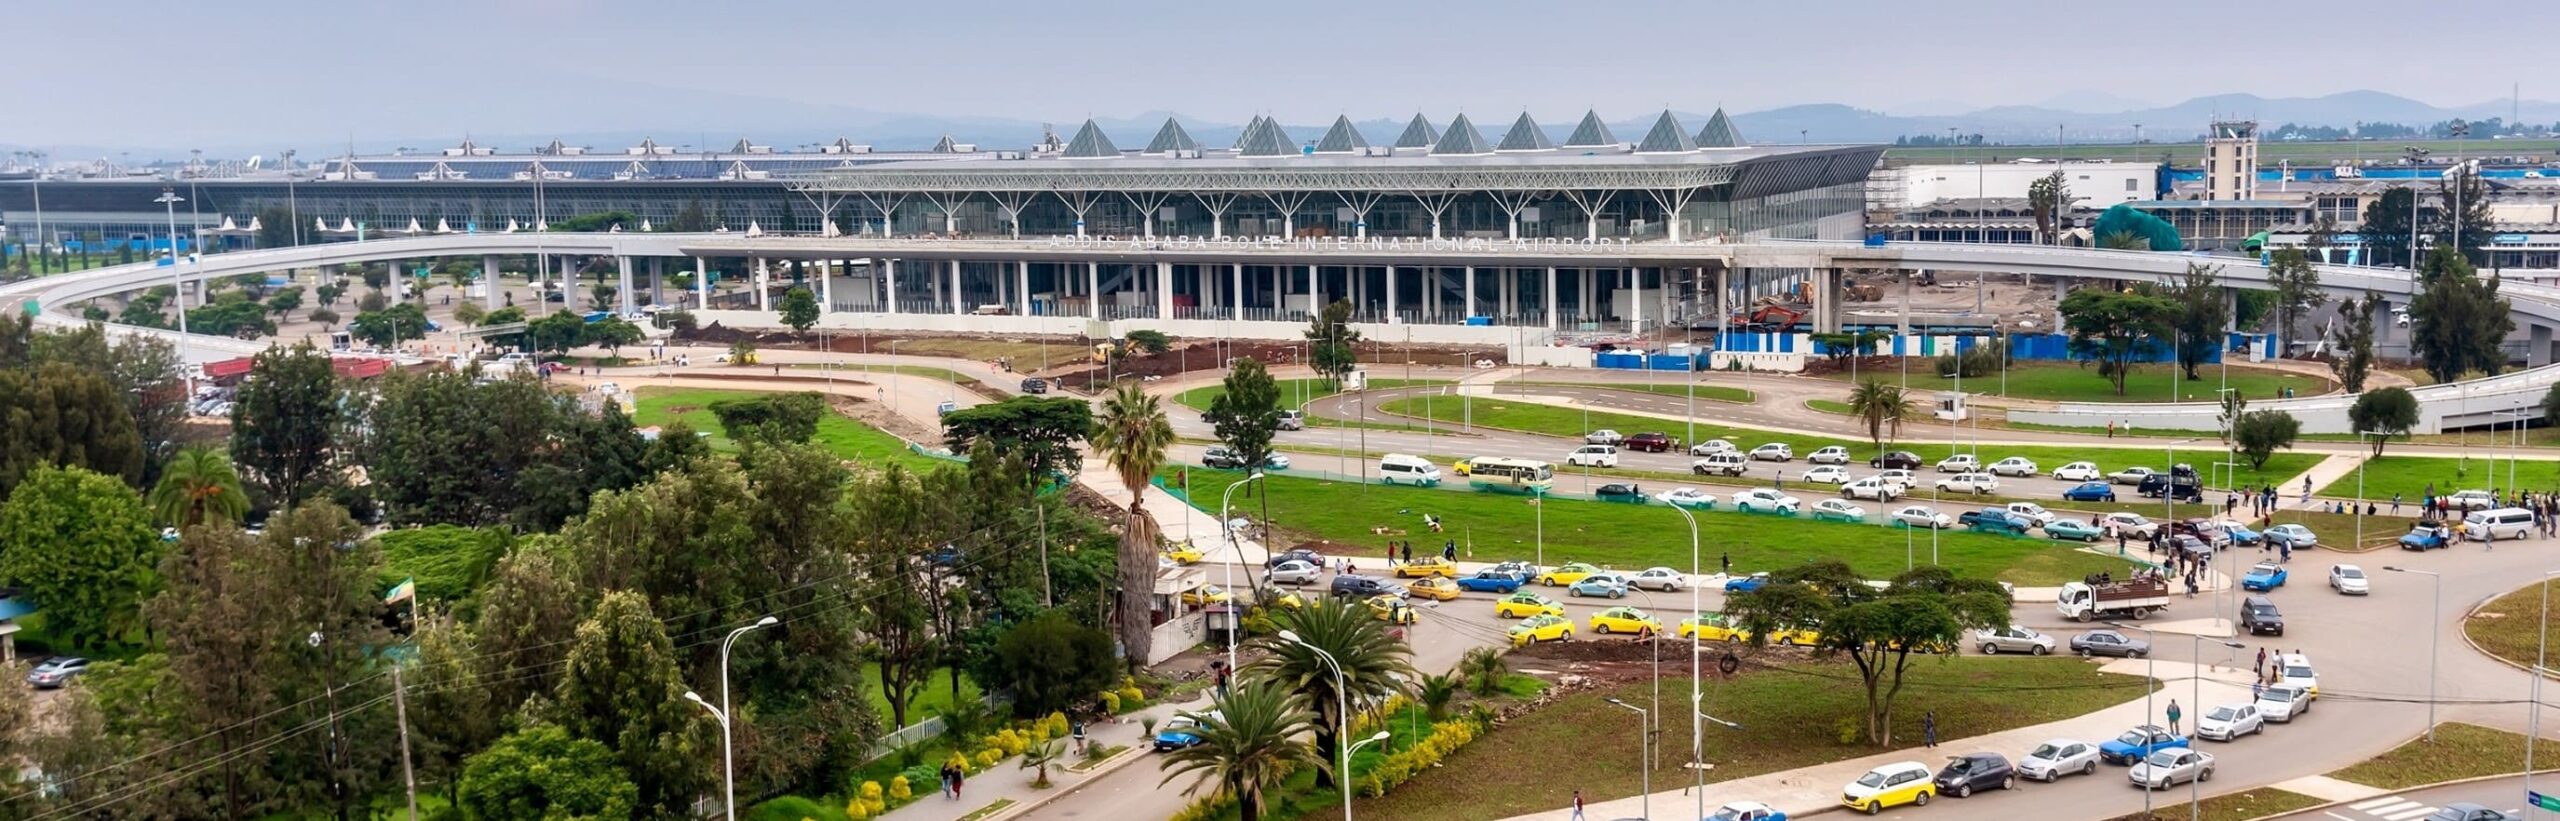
1704;331;2212;365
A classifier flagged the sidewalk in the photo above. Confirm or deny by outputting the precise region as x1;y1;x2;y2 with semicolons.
1501;658;2262;821
878;697;1208;821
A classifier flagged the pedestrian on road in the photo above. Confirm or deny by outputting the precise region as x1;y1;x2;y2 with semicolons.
951;764;965;800
940;763;958;800
1071;718;1088;755
1402;542;1413;565
1775;471;1785;491
2117;531;2127;555
1385;543;1397;567
2252;679;2263;700
1923;711;1938;748
2166;700;2182;735
2487;525;2496;551
1571;789;1587;821
2255;646;2266;677
2301;477;2312;504
2392;493;2403;515
2226;493;2237;516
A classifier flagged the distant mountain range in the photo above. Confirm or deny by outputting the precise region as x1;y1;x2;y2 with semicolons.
15;89;2560;162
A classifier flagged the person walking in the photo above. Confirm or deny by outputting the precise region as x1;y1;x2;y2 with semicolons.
2255;646;2267;679
1443;540;1457;562
1385;543;1397;567
2392;493;2403;515
951;763;965;800
2301;477;2312;505
1721;552;1732;577
2166;699;2183;735
1401;541;1413;565
940;762;958;800
1571;789;1587;821
1923;711;1938;748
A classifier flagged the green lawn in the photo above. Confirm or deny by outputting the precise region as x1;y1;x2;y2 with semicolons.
631;386;946;471
2464;583;2560;689
860;663;981;731
1173;377;1448;412
2319;454;2560;502
2101;789;2323;821
2328;722;2537;790
790;362;976;385
1361;660;2154;820
1815;361;2329;404
2264;508;2421;551
1808;399;1853;415
1500;380;1755;404
1169;469;2137;585
1370;395;2326;491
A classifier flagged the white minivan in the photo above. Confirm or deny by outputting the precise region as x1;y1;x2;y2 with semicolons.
1377;454;1442;486
2465;507;2536;541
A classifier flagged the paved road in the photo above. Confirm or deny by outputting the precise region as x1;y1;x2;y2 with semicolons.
2267;774;2538;821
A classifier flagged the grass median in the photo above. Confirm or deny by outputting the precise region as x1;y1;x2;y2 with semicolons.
1370;395;2326;490
632;386;947;471
1500;380;1755;404
2318;454;2560;503
2327;722;2537;789
2465;582;2560;686
1358;660;2154;821
2101;788;2323;821
1168;468;2136;585
1814;361;2329;404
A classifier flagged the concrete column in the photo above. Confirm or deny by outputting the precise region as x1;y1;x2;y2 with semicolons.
696;255;710;310
649;257;664;307
1310;264;1324;311
1544;266;1559;331
1630;268;1643;334
820;259;834;313
1427;267;1441;319
1502;268;1517;320
616;256;634;315
754;258;770;311
1155;262;1174;319
482;255;501;310
1579;268;1595;322
1017;261;1031;316
2536;324;2554;367
1231;263;1244;321
1385;265;1399;322
1717;267;1732;343
1464;266;1477;318
1898;269;1912;338
1086;262;1100;319
886;258;900;314
950;259;964;315
561;257;577;312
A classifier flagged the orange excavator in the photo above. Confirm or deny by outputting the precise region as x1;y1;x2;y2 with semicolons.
1730;303;1808;331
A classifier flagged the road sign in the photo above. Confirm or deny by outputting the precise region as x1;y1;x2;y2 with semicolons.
2531;790;2560;811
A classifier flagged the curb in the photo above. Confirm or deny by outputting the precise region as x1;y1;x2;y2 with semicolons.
2231;756;2560;821
2458;579;2559;682
974;740;1154;821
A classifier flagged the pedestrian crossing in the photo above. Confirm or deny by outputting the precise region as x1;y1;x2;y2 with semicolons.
2339;794;2519;821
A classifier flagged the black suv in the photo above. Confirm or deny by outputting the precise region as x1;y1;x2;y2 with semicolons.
2138;473;2203;502
1933;752;2016;798
2241;595;2285;636
1019;377;1049;394
1871;451;1923;470
1266;548;1324;569
1329;574;1397;599
1595;483;1647;503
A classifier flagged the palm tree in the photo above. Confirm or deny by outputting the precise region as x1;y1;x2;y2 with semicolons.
1019;738;1065;789
1092;383;1173;667
1846;379;1917;451
2099;230;2150;251
1157;680;1317;821
1247;598;1413;790
148;446;249;527
1415;672;1460;721
1459;646;1509;696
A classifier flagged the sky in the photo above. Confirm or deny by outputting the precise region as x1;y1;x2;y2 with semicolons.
5;0;2555;153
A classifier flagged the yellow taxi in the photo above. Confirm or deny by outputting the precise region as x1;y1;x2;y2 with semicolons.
1406;576;1464;602
1769;624;1823;648
1493;592;1566;619
1180;584;1230;607
1840;760;1936;814
1365;595;1418;625
1161;544;1205;565
1535;562;1603;587
1678;613;1753;643
1508;614;1574;646
1588;607;1661;636
1394;556;1459;579
1452;457;1476;477
1265;590;1306;611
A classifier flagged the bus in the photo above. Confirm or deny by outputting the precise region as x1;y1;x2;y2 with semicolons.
1466;457;1554;495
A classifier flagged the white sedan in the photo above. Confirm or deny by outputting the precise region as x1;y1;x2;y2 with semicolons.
1731;488;1803;514
2329;564;2369;595
1803;465;1854;485
2109;466;2158;485
1689;439;1738;457
2016;738;2100;781
2052;461;2103;482
1892;505;1953;529
1988;456;2040;477
2100;512;2160;538
1810;499;1869;523
1937;454;1981;473
1656;487;1720;509
1874;469;1918;490
2194;703;2264;742
1269;559;1322;585
1629;567;1688;592
1807;446;1852;465
1935;473;2001;494
1841;477;1902;501
1749;443;1794;462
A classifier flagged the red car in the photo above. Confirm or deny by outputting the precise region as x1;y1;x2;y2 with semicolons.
1624;432;1674;453
2171;519;2229;548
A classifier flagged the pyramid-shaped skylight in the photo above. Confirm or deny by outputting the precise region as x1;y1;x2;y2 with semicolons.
1697;108;1746;148
1235;117;1298;157
1393;114;1440;149
1144;118;1199;154
1313;116;1369;154
1496;112;1556;152
1562;110;1617;148
1432;113;1491;155
1634;111;1698;153
1062;120;1119;158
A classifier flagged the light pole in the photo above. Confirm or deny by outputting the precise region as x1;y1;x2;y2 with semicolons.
1667;501;1706;821
2187;635;2244;821
1279;629;1358;821
1345;729;1392;815
2528;570;2560;816
155;187;196;393
1219;471;1266;672
2107;620;2160;817
2384;567;2443;741
1607;698;1652;821
683;615;779;821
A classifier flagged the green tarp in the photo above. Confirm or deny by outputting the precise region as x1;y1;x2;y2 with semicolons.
2092;204;2185;251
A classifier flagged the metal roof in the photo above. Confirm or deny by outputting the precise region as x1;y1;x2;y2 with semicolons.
783;144;1883;194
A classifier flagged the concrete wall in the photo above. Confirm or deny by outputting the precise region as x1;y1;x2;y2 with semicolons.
1891;162;2159;210
1146;612;1206;666
692;309;1537;348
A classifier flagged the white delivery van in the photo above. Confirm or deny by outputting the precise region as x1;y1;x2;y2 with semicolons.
2465;507;2535;541
1377;454;1442;486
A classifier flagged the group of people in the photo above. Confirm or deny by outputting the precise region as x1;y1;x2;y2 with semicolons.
2226;484;2296;519
1382;539;1459;567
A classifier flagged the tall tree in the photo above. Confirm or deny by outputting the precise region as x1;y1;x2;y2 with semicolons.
472;540;589;712
1846;379;1915;450
1246;598;1414;790
19;322;187;484
1726;562;2009;745
940;395;1093;478
1156;680;1319;821
0;465;161;650
2233;410;2302;470
2304;211;2340;262
2350;387;2420;456
265;285;305;322
2058;286;2177;395
456;723;638;820
263;501;397;819
587;316;645;356
1206;357;1286;588
2408;246;2515;384
526;310;588;354
407;616;499;808
552;590;713;819
2429;165;2496;263
147;525;289;816
847;463;953;730
2329;293;2378;393
229;343;344;507
2160;262;2229;381
779;286;821;332
2360;187;2419;269
360;370;648;529
1303;298;1361;388
2026;171;2070;245
148;445;249;527
1091;384;1173;667
0;362;145;495
2263;249;2325;359
349;302;430;348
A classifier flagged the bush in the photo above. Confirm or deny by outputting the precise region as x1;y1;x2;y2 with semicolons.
889;775;912;802
1932;338;2007;379
1118;683;1146;709
1169;788;1238;821
1099;691;1121;713
945;751;973;774
374;524;511;601
1044;711;1070;740
975;748;1003;769
1357;715;1487;798
745;795;848;821
986;612;1119;719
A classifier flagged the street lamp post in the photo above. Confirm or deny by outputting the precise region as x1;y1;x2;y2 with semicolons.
1607;698;1652;821
1666;502;1706;821
2107;620;2160;818
2528;570;2560;817
1219;471;1267;672
1280;630;1360;821
682;616;779;821
2188;635;2245;821
2384;566;2442;741
155;188;195;394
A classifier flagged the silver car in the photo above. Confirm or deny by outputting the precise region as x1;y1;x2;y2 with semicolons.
2015;738;2099;781
2194;704;2264;741
1269;559;1322;586
2254;684;2312;722
1973;626;2055;656
1628;567;1687;592
2128;748;2214;790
